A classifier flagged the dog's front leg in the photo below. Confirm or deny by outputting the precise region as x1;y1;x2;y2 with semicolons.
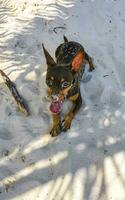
50;114;61;137
62;92;82;132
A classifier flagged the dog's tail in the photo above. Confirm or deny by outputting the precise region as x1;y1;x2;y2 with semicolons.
63;35;68;43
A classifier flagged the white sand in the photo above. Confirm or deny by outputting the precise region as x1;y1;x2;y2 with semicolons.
0;0;125;199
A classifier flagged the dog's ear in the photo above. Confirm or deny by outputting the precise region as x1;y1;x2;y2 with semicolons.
63;35;68;43
42;44;56;67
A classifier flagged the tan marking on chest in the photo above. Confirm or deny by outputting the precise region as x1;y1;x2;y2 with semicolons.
68;93;79;101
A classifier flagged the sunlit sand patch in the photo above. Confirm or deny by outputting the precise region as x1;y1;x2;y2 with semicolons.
23;134;52;155
0;150;68;186
104;155;125;200
2;0;74;19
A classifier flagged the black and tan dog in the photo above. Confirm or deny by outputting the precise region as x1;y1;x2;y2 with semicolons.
42;36;94;137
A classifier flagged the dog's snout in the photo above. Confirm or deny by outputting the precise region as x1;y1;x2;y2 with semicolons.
51;95;59;102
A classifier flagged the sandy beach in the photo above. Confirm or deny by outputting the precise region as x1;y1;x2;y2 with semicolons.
0;0;125;199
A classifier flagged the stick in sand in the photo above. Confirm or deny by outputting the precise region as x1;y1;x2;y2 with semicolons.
0;70;30;116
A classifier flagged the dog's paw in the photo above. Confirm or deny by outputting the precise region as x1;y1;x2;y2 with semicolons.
62;113;73;132
50;124;61;137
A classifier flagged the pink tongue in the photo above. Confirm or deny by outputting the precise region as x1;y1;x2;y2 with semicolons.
50;100;62;114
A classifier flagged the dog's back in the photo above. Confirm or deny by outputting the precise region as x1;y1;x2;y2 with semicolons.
55;37;84;65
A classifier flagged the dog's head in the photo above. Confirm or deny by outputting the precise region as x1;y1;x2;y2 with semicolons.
42;44;74;103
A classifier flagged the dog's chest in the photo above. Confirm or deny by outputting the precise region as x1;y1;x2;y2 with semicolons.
67;63;85;98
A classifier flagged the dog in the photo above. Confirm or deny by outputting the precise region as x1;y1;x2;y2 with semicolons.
42;36;94;137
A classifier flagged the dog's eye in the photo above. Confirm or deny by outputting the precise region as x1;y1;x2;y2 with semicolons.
61;81;70;88
46;80;53;86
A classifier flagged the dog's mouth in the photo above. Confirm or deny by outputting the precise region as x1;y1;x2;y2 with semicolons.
50;99;63;114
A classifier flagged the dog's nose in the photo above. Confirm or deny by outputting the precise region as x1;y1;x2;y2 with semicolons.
51;95;59;102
